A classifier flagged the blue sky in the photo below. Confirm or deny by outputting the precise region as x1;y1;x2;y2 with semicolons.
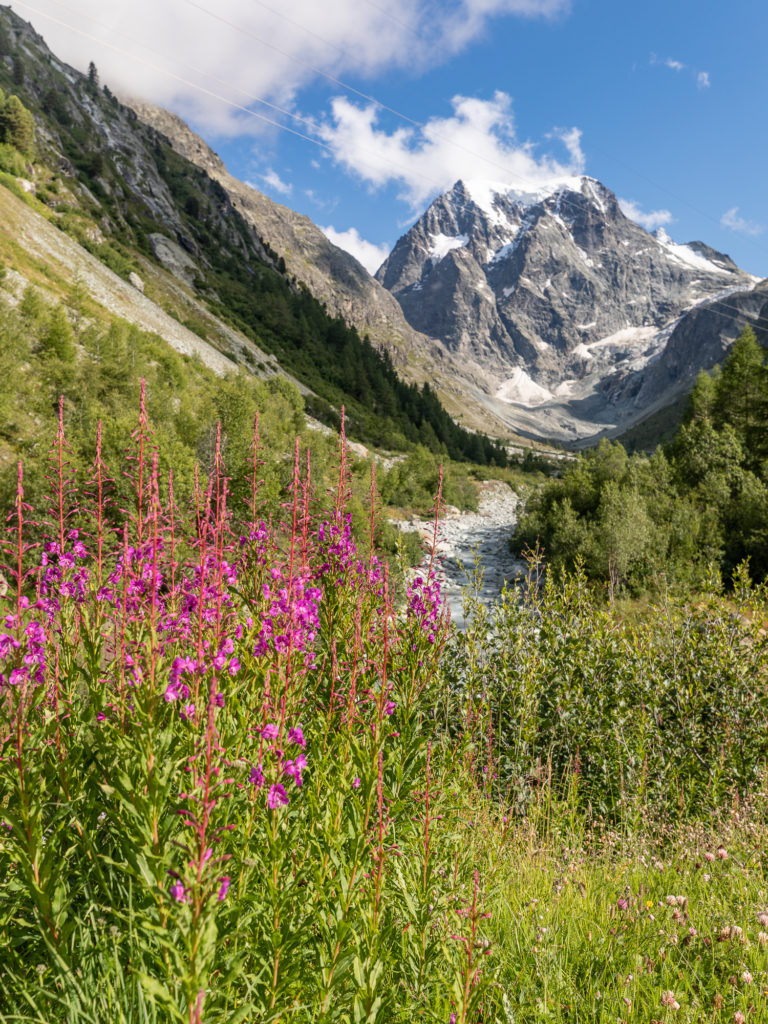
11;0;768;275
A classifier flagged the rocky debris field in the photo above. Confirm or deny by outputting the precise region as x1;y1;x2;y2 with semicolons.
397;479;526;627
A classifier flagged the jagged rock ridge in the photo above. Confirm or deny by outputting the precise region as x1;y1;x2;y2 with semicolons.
377;176;764;443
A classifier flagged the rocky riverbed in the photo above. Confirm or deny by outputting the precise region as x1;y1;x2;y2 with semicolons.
396;480;527;627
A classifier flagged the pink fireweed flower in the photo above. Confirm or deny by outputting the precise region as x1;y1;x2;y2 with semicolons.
0;634;20;658
267;783;289;808
249;764;265;789
383;700;396;716
352;777;361;789
283;753;307;787
218;877;230;901
170;882;189;903
261;722;279;741
287;726;306;748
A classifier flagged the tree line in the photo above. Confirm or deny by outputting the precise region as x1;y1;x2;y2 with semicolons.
513;325;768;591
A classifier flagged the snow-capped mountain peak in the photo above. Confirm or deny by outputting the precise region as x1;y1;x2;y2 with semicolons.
376;174;758;442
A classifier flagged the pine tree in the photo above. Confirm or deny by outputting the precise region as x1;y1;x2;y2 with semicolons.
713;325;767;464
0;93;35;155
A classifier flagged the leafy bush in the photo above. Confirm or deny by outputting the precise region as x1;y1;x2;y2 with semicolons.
445;556;768;818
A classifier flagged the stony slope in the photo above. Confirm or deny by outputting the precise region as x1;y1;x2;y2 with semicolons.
1;6;518;455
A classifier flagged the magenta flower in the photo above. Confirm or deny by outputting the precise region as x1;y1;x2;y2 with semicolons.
267;783;289;808
384;700;396;716
249;764;265;789
262;723;279;741
283;753;307;786
287;726;306;748
352;777;361;789
218;877;230;901
170;882;189;903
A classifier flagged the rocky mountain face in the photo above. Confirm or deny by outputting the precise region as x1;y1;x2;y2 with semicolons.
377;176;763;443
119;102;524;436
124;103;449;372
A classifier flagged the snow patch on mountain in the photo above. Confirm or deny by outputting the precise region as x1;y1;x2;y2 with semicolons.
495;368;553;406
463;175;587;221
429;232;468;261
654;228;736;275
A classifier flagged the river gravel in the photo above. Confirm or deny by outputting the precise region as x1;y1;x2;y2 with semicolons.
396;480;527;628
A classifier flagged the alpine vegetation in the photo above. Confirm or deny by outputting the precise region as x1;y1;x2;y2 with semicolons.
1;392;768;1023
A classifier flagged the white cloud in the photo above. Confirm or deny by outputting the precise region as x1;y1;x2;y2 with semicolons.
259;169;292;196
8;0;569;135
650;54;711;91
318;91;585;208
320;225;390;274
721;207;764;236
618;198;673;232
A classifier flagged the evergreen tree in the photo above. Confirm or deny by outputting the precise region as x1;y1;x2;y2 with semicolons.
713;325;767;462
0;93;35;155
41;305;76;362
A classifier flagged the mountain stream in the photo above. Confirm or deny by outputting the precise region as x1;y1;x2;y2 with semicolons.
396;480;527;628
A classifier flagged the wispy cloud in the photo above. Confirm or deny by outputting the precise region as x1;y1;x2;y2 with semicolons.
320;225;390;273
318;91;585;209
650;53;711;91
258;169;293;196
9;0;570;135
721;207;764;236
618;198;673;232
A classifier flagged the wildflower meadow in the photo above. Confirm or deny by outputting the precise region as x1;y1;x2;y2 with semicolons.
1;388;768;1023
